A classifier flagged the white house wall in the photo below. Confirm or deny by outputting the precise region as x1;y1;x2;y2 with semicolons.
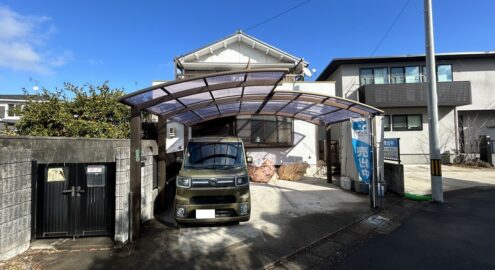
197;42;285;64
383;107;457;164
452;58;495;111
246;119;318;168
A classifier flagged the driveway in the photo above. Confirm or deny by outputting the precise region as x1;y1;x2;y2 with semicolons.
25;178;380;270
404;165;495;195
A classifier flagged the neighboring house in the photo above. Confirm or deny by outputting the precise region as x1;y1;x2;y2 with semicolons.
0;95;31;134
154;31;335;172
317;51;495;164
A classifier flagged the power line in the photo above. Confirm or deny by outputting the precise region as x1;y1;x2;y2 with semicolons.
370;0;412;56
244;0;312;32
342;0;412;96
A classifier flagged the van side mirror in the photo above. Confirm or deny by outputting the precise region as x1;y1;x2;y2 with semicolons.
176;156;183;163
246;156;253;164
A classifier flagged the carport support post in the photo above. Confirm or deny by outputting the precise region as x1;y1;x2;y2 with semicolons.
157;116;167;206
129;106;142;242
184;124;189;149
325;125;332;183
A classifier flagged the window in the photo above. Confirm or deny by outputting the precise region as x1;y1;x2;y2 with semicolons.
422;65;453;82
373;67;389;84
383;115;391;131
405;66;420;83
236;116;293;146
390;67;405;84
437;64;453;82
392;114;423;131
360;67;389;85
7;104;22;117
360;68;374;85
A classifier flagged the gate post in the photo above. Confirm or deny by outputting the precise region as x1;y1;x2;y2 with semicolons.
325;125;332;183
129;106;142;241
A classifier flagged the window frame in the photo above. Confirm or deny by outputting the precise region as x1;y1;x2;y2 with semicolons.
404;66;421;83
359;67;390;86
238;116;294;148
372;67;389;85
359;68;374;86
391;114;423;131
7;103;23;118
383;115;391;131
436;64;453;82
390;67;405;84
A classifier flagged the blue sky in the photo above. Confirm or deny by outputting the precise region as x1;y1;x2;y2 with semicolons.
1;0;494;94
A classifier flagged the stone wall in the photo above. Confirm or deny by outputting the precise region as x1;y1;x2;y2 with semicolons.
0;149;32;260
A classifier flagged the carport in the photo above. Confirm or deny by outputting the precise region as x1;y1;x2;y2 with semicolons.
118;68;383;241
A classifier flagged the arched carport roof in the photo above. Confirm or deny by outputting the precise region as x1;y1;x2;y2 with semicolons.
119;69;382;126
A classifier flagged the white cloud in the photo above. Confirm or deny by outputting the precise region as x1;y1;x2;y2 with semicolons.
0;5;72;75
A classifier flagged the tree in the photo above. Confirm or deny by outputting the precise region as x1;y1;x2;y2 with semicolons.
13;82;131;139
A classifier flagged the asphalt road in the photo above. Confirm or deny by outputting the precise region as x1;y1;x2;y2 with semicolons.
321;186;495;270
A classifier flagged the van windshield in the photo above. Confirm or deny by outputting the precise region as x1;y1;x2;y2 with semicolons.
184;142;245;169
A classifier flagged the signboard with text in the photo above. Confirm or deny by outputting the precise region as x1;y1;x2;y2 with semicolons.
351;118;372;183
384;138;400;162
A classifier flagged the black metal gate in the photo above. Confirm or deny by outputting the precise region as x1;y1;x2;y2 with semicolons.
34;163;115;238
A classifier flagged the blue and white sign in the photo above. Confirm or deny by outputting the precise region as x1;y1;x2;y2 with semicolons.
384;138;400;161
351;118;372;183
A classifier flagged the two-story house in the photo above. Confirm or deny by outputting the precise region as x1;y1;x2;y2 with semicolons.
317;52;495;164
0;95;31;134
155;31;335;173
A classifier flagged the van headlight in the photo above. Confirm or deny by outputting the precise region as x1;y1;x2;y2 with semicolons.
236;175;249;186
177;176;191;188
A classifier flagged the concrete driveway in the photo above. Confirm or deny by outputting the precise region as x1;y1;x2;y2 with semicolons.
25;178;378;270
404;165;495;195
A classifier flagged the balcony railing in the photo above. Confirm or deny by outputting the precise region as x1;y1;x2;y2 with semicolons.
176;73;302;82
358;81;472;108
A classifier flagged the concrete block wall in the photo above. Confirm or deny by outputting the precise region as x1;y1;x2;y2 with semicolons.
0;149;32;261
114;144;158;244
114;147;130;243
140;146;155;222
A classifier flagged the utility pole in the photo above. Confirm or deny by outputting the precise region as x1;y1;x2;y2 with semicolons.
424;0;443;203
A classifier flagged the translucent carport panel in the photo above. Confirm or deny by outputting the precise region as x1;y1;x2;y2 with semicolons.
243;85;273;95
124;89;167;105
316;110;361;124
353;104;380;114
241;101;262;112
218;103;240;114
206;73;245;85
164;79;206;94
212;87;243;99
147;99;184;114
194;106;219;119
170;111;200;124
301;104;339;117
179;92;212;105
246;71;285;82
260;101;288;113
278;100;314;115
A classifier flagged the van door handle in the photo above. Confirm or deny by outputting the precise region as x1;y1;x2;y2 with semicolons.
62;186;76;197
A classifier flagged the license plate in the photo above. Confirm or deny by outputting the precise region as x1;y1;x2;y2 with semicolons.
196;209;215;219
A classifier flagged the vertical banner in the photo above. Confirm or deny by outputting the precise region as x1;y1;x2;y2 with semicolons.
351;117;372;183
